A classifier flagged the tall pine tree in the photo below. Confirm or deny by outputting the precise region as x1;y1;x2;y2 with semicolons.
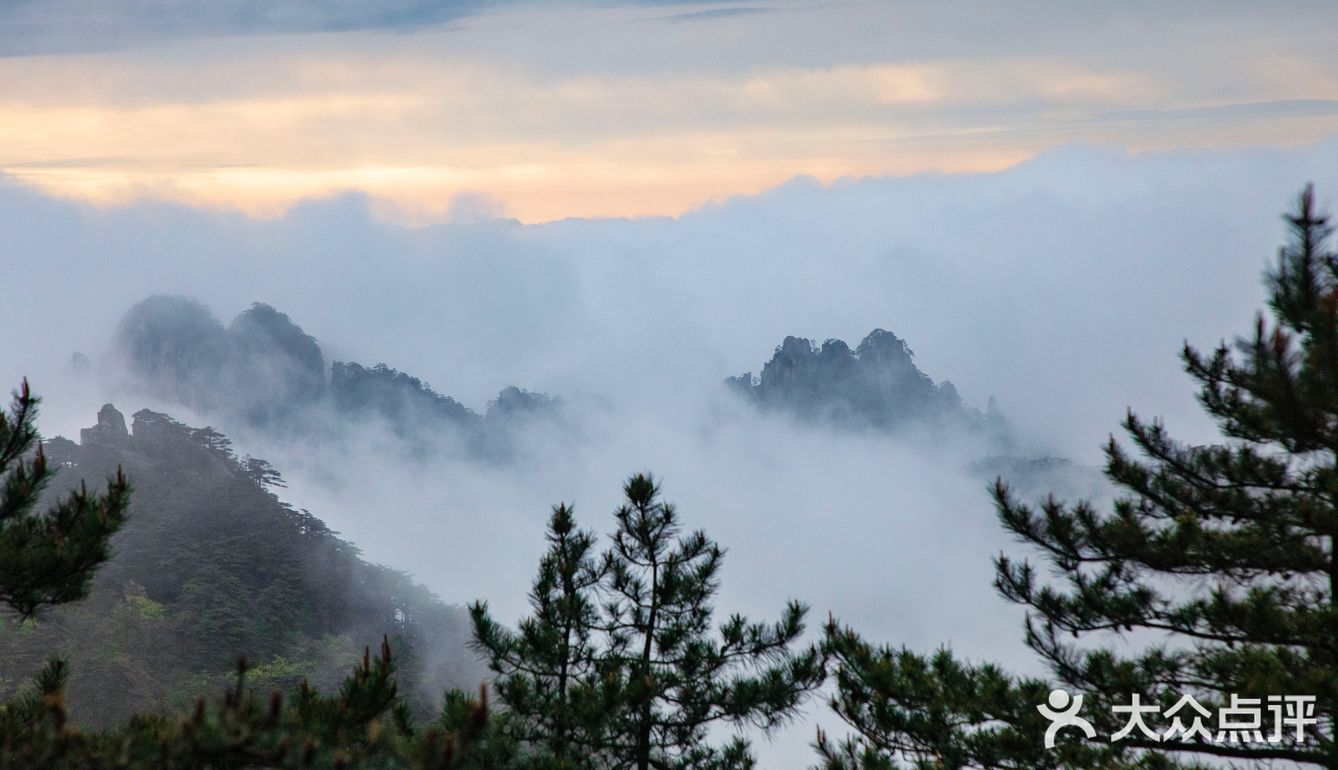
473;473;825;770
600;474;824;770
819;188;1338;769
471;503;608;769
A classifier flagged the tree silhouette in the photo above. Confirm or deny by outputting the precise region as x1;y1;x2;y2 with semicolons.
820;188;1338;769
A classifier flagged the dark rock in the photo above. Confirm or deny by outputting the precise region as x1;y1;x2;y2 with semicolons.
79;403;128;445
727;328;1007;441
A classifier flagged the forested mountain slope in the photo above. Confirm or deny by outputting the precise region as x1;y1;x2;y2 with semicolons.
0;404;482;725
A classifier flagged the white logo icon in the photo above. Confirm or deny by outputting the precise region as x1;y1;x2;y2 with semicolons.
1037;689;1096;748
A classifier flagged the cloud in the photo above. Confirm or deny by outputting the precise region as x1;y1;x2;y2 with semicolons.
1096;98;1338;125
8;3;1338;763
6;137;1338;446
0;0;483;57
655;5;773;23
2;1;1336;221
2;30;1335;223
5;137;1338;767
0;0;799;57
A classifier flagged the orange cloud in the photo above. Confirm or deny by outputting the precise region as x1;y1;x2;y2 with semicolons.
0;33;1334;223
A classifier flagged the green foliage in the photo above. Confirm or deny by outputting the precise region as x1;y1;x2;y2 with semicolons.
0;637;504;769
470;503;606;769
426;686;523;769
473;473;825;770
817;628;1113;770
0;405;480;724
0;380;505;769
0;381;129;618
820;188;1338;769
123;588;166;621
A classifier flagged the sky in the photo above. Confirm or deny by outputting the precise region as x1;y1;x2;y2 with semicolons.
6;140;1336;763
3;2;1338;766
1;0;1336;222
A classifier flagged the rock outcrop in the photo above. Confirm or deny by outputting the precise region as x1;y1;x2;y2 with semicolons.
79;403;128;445
727;329;1008;441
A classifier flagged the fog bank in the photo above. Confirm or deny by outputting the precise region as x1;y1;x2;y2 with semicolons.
4;138;1336;766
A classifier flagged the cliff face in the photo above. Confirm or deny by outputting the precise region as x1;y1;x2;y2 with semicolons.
79;403;128;445
727;329;1008;440
2;406;481;725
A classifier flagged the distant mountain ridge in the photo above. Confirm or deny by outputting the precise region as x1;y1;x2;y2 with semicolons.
110;295;564;459
727;329;1009;442
110;297;1018;452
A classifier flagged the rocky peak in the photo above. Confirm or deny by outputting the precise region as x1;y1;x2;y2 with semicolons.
726;328;1008;441
80;404;128;445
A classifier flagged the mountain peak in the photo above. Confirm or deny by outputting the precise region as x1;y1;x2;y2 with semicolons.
727;328;1006;441
79;403;128;445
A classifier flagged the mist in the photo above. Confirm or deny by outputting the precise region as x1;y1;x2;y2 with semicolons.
3;137;1337;766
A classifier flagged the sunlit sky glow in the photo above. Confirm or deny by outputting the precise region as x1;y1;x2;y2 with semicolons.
2;0;1337;222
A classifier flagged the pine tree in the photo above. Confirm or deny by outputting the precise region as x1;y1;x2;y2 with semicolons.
242;455;288;489
473;474;825;770
190;426;235;462
471;503;608;769
600;474;824;770
0;380;129;618
819;187;1338;769
428;685;524;770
